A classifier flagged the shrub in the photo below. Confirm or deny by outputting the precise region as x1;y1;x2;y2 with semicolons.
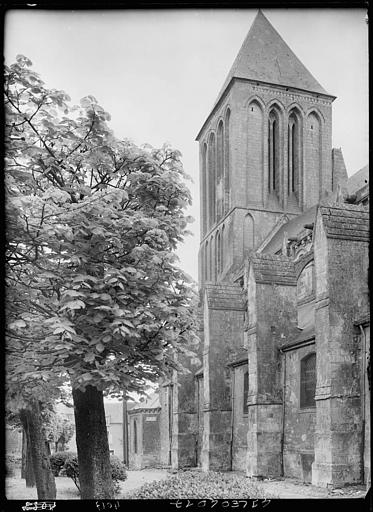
62;453;80;491
6;454;21;477
49;451;76;477
62;454;127;495
125;470;278;499
110;455;127;482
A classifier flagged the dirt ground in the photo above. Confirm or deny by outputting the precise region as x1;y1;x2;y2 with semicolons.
248;476;367;499
5;469;368;500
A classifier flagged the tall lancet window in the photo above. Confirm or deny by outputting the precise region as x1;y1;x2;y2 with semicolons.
205;240;209;281
208;133;216;227
268;109;280;195
217;121;224;221
216;231;221;275
224;109;230;213
202;143;208;234
288;111;301;197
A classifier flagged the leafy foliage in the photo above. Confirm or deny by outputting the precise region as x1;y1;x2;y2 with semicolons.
5;54;199;404
61;453;80;490
62;454;127;495
43;412;74;448
125;471;278;499
109;455;127;481
6;454;22;477
49;451;76;477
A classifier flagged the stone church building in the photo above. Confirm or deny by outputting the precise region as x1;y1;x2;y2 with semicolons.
160;11;370;488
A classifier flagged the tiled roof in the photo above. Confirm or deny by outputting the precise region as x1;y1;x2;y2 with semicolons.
250;253;296;285
281;324;315;351
228;347;248;366
129;393;160;412
215;10;330;105
344;164;369;195
204;283;245;311
319;204;369;242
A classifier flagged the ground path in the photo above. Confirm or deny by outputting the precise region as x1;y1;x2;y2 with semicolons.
246;477;367;499
6;469;368;500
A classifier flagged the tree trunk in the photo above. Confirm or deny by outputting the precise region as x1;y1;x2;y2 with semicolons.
72;385;114;499
19;402;56;499
21;425;36;487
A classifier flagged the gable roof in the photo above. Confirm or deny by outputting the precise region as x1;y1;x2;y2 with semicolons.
345;164;369;195
215;10;331;106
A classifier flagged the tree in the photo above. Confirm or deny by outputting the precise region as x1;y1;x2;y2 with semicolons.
5;55;199;499
44;412;75;452
6;377;62;499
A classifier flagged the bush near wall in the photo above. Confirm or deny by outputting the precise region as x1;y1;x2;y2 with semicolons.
125;471;278;499
62;454;127;496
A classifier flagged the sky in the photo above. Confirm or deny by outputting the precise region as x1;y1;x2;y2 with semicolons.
4;8;368;282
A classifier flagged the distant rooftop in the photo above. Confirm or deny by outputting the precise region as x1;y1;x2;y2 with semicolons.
345;164;369;195
129;393;160;412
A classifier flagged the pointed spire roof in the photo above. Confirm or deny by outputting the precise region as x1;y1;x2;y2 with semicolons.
216;10;330;101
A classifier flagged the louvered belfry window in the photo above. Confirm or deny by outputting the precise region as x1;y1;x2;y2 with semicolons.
300;353;316;408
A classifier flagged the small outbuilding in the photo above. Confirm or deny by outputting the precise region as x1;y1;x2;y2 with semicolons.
127;393;161;469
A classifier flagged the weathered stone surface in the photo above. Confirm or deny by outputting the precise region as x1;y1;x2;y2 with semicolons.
312;207;369;487
169;9;370;491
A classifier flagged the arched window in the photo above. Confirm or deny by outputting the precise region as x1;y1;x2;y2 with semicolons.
204;241;209;281
214;233;219;279
224;109;230;212
217;121;224;220
221;225;225;270
243;370;249;414
209;237;214;282
305;112;321;207
288;111;301;197
208;133;216;227
300;353;316;408
268;109;280;194
243;213;254;255
202;143;208;234
133;419;138;454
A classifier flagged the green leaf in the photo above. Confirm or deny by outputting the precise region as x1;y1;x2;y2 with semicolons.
84;353;95;363
96;343;105;353
61;300;86;310
9;319;27;329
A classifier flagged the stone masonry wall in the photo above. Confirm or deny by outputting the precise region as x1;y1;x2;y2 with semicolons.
283;344;317;482
198;81;332;218
246;255;298;478
312;206;369;487
202;286;245;471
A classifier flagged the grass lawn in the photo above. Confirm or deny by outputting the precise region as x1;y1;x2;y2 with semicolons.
6;468;169;500
6;474;81;500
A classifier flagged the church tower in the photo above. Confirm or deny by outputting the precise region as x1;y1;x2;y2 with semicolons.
197;10;336;285
196;10;339;474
